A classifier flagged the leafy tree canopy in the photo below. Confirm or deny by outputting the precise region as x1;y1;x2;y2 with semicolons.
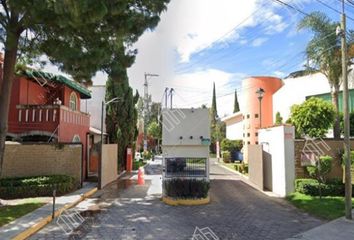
290;97;335;138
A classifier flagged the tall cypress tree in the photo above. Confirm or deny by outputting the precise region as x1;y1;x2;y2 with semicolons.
233;89;240;113
211;82;218;124
105;65;139;172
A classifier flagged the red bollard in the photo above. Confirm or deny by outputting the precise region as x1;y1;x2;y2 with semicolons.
126;148;133;173
137;167;145;185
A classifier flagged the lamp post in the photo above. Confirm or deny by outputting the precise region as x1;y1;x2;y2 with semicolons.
99;97;121;190
256;88;265;129
143;73;159;152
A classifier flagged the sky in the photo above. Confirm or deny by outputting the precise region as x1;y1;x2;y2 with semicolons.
44;0;354;117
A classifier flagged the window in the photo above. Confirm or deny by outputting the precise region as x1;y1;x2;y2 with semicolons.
255;132;258;137
255;114;259;118
69;92;78;111
72;135;81;143
246;114;250;119
247;133;250;137
256;141;259;145
247;141;250;145
243;133;245;137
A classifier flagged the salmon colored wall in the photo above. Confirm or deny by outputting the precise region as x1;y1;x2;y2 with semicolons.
242;76;283;145
18;77;48;105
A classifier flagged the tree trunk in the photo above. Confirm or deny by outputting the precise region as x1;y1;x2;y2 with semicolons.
0;29;20;177
332;85;341;139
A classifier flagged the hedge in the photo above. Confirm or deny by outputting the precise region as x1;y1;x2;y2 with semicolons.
234;163;248;174
294;178;354;197
163;179;210;199
0;175;78;199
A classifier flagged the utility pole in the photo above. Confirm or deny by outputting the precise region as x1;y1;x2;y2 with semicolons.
340;0;352;220
169;88;174;109
143;73;159;152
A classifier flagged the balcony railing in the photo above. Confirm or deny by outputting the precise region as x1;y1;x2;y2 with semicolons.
9;104;90;134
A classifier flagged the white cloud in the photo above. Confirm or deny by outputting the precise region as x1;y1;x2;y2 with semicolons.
252;37;268;47
126;0;311;104
168;69;244;116
273;71;286;78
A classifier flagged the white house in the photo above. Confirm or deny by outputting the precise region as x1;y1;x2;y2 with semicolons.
221;112;243;141
272;72;330;121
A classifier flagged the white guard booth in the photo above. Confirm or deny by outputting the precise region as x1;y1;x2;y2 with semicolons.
161;108;210;180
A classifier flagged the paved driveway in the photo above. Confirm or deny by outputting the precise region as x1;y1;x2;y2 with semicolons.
30;159;323;240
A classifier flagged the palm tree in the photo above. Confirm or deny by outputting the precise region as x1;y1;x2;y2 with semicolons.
298;12;343;139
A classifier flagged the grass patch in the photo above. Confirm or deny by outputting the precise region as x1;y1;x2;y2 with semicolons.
287;192;354;220
220;162;237;171
133;160;147;170
0;201;45;226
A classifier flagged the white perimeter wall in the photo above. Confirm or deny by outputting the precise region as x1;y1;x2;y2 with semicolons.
226;121;243;140
258;125;295;197
273;73;330;121
81;86;106;131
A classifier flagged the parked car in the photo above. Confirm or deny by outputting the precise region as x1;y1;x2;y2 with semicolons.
166;157;187;172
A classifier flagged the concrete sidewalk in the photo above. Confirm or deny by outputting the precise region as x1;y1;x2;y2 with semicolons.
0;183;97;240
287;211;354;240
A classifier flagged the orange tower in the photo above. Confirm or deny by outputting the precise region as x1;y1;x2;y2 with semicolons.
242;76;283;148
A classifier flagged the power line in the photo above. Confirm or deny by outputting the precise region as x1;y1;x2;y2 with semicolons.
315;0;354;22
271;0;310;16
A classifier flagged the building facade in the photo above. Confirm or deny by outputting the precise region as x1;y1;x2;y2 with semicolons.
6;69;91;178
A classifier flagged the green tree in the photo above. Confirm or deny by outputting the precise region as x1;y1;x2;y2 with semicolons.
275;112;283;125
148;121;161;140
306;155;333;198
0;1;114;175
105;67;139;172
0;1;170;175
290;97;335;138
298;12;354;139
233;89;240;113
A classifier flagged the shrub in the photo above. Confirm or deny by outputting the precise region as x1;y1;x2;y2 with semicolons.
0;175;78;199
143;151;152;160
220;139;243;152
163;179;210;199
306;155;332;184
133;161;145;170
234;163;248;174
295;178;345;197
222;151;231;163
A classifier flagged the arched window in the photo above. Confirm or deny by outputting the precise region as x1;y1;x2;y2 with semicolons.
69;92;77;110
72;135;81;143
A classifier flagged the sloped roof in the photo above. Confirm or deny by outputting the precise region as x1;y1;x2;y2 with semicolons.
18;69;91;99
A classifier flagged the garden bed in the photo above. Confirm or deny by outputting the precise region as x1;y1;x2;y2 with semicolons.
162;178;210;205
0;175;78;199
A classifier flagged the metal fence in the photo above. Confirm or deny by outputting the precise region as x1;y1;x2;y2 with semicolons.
164;158;207;177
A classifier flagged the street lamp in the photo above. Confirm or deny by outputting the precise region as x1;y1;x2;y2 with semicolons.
144;73;159;152
99;97;121;189
256;88;265;128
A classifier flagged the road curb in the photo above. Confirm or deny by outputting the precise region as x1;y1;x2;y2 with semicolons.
162;196;210;206
12;187;98;240
217;162;281;198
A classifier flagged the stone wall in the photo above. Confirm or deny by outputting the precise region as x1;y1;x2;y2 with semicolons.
101;144;118;188
2;143;82;182
294;139;354;180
